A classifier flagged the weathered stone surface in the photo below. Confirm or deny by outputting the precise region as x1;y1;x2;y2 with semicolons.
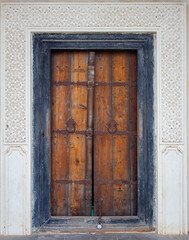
1;233;189;240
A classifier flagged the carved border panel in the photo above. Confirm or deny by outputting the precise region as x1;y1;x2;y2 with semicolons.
159;145;186;234
1;2;185;144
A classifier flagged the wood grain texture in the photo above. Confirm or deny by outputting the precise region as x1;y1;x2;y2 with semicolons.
51;51;70;216
94;52;112;216
69;51;89;215
94;51;137;216
51;51;90;216
51;50;137;217
130;51;137;215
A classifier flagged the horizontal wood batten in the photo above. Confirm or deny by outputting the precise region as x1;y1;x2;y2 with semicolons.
52;179;138;185
52;81;137;87
52;130;137;136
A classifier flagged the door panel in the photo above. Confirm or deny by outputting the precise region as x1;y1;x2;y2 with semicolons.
51;51;70;216
69;52;88;215
51;50;137;217
51;51;91;216
93;52;113;215
93;51;137;216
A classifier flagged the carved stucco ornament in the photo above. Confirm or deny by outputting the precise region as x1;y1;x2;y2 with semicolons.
2;4;184;144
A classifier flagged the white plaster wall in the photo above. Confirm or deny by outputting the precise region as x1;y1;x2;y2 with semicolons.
186;0;189;234
0;0;188;236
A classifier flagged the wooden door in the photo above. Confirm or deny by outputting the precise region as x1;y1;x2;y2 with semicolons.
51;51;92;216
93;51;137;216
51;50;137;217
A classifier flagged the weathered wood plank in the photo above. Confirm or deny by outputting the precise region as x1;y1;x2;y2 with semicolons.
86;52;95;215
51;51;70;131
51;134;68;216
113;136;130;216
51;51;70;216
94;135;113;216
112;52;131;216
94;52;112;216
68;134;86;215
71;51;88;83
68;51;89;216
130;51;137;215
94;51;137;216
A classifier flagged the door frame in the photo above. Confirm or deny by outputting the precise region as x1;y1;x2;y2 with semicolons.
32;33;154;231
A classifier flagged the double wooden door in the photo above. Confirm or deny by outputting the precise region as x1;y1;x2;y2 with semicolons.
51;50;137;217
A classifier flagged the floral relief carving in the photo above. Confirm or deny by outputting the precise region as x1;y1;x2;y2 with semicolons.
2;3;185;143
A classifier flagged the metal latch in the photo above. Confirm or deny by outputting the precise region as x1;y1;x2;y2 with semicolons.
97;198;103;230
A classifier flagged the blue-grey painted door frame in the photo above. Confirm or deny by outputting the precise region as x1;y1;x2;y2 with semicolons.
32;33;154;231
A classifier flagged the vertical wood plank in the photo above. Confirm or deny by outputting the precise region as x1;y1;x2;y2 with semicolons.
68;135;86;215
130;51;137;215
72;51;88;83
51;51;70;216
112;52;131;215
51;134;68;216
51;51;70;131
94;52;113;216
94;52;112;131
94;51;137;216
68;51;89;216
113;135;131;215
86;52;95;215
94;135;113;216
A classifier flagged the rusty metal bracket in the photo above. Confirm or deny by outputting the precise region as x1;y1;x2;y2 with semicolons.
107;119;118;134
65;118;77;133
88;80;94;88
86;128;93;137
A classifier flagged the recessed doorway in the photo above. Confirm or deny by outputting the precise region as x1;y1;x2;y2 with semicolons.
32;33;154;232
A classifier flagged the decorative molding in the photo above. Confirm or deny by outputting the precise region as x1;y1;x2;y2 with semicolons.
161;145;184;155
3;146;28;235
1;2;185;144
158;145;187;234
162;146;182;234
